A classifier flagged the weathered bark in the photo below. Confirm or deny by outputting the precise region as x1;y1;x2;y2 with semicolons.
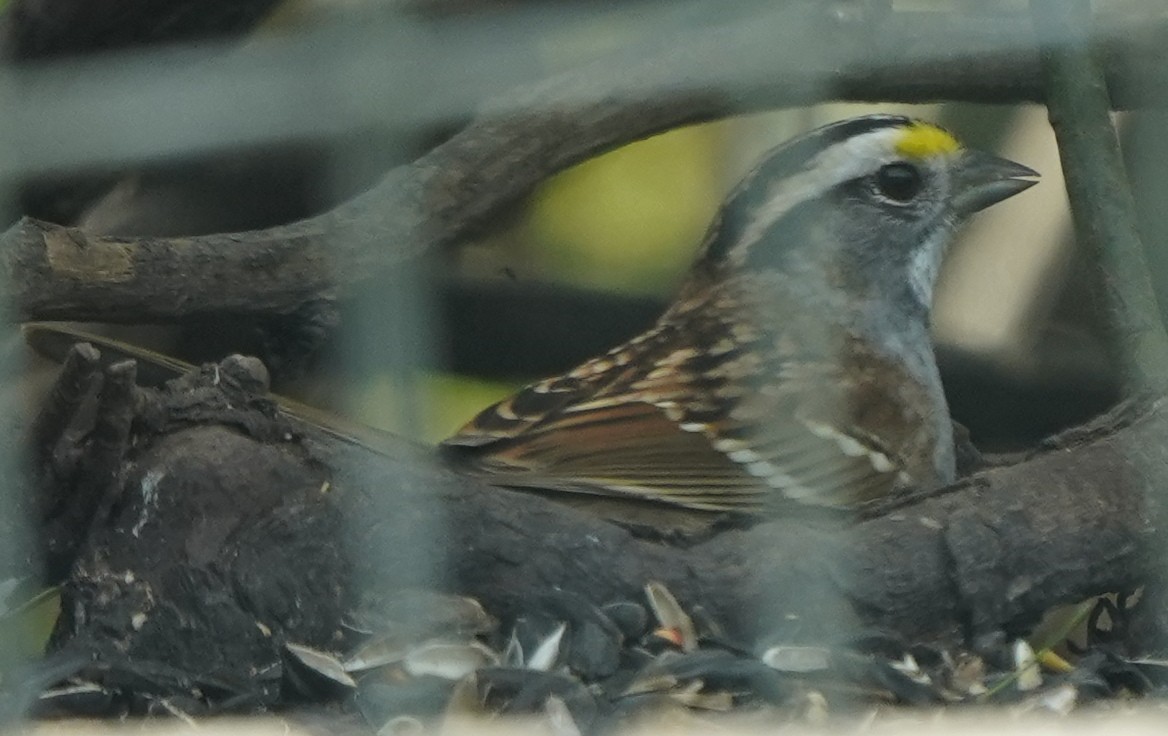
342;400;1157;646
40;352;1161;703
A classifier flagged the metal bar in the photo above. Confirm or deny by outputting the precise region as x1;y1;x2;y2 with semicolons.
1032;0;1168;391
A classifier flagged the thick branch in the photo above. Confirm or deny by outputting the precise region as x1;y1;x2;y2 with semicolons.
3;8;1168;323
35;351;1160;707
337;401;1157;644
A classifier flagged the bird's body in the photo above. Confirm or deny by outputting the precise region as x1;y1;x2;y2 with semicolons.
443;115;1037;516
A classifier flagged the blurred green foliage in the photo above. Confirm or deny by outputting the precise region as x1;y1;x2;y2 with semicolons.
524;123;727;294
0;587;58;667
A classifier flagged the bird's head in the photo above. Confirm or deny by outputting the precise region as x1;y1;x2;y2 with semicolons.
694;115;1038;315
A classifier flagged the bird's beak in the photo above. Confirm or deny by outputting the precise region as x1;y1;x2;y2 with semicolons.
951;149;1040;217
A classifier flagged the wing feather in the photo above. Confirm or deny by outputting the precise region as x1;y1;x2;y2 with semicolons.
442;279;940;514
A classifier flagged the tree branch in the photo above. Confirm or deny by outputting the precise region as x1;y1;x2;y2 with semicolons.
43;350;1159;681
341;401;1156;645
3;8;1168;323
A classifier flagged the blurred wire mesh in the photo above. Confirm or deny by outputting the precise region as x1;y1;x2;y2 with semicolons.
0;0;1165;706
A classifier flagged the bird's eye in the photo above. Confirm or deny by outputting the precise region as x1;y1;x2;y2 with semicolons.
875;162;923;203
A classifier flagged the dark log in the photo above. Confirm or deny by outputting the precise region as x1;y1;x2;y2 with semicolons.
344;400;1156;646
38;350;1160;707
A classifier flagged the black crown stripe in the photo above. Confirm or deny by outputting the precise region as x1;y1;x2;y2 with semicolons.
701;115;913;265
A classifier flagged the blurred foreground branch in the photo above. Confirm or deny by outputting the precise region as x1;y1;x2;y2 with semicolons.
37;349;1158;703
3;7;1168;323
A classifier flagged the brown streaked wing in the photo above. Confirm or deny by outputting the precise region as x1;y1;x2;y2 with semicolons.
448;402;763;512
443;280;926;513
696;364;902;511
444;353;904;513
443;325;675;448
441;374;599;448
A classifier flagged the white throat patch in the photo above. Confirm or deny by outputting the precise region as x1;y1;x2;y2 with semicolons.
907;226;949;309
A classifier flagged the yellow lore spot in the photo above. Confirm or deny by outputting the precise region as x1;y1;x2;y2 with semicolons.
895;122;961;160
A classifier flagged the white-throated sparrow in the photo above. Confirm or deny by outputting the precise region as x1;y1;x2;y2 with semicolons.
442;115;1038;515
